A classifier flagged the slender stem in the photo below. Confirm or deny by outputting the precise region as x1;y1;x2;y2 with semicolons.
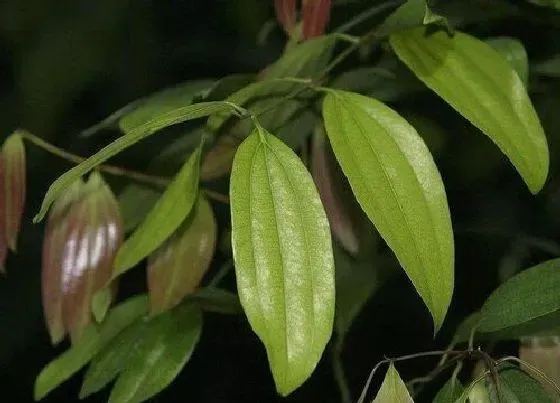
209;260;233;287
334;1;401;34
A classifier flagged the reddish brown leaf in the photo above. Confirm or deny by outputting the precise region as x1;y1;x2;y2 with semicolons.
3;133;26;252
302;0;331;39
311;126;369;256
275;0;297;34
148;195;217;314
41;173;123;344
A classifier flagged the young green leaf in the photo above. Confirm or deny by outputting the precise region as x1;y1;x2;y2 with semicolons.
376;0;448;38
34;295;148;401
107;303;202;403
230;126;335;396
477;258;560;333
114;146;202;276
373;363;414;402
322;90;454;331
433;378;464;403
34;101;237;223
390;27;549;194
147;195;217;314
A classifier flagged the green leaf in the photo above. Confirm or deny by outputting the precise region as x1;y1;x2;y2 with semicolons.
486;364;553;403
91;287;114;323
117;184;162;233
108;303;202;403
433;378;464;403
486;37;529;86
34;295;148;401
322;90;454;331
230;126;335;395
81;303;202;403
390;27;549;194
188;287;242;315
147;195;217;314
34;101;237;222
114;146;202;277
477;258;560;333
373;363;414;402
376;0;448;38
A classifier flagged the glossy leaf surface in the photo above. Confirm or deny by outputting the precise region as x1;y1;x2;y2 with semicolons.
373;363;414;402
147;195;217;314
477;258;560;333
390;27;549;193
114;146;202;276
230;126;335;395
322;90;454;330
35;101;237;222
35;295;148;400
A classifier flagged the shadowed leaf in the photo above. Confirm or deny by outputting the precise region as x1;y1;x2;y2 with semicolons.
3;131;26;252
147;195;217;314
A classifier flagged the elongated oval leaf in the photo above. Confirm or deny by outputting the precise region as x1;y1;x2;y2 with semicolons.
390;27;549;194
34;295;148;401
230;126;335;395
147;195;217;314
114;146;202;276
35;101;237;223
373;363;414;402
322;90;454;330
477;258;560;333
108;303;202;403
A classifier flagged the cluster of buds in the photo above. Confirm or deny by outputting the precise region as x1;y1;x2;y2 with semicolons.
42;172;123;344
0;132;26;272
275;0;332;40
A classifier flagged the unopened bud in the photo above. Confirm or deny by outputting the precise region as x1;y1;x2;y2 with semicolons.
302;0;332;40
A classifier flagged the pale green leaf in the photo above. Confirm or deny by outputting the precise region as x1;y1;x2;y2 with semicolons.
433;378;464;403
34;101;237;222
230;126;335;395
390;27;549;194
107;303;202;403
114;146;202;276
322;90;454;330
477;258;560;333
486;37;529;86
34;295;148;401
373;363;414;402
376;0;448;38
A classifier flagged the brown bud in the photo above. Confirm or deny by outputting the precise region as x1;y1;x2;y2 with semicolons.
41;173;123;344
275;0;297;35
302;0;331;40
147;195;217;314
2;132;26;252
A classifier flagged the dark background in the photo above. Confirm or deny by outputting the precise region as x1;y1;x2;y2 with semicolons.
1;0;560;402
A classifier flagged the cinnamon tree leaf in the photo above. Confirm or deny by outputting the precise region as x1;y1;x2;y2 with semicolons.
322;90;454;331
35;101;238;223
390;27;549;194
373;363;414;402
147;195;217;314
114;145;202;276
230;125;335;396
34;295;149;401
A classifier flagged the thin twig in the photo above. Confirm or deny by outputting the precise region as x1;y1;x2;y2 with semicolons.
334;1;401;34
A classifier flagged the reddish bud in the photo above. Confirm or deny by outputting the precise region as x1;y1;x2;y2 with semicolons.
275;0;297;35
2;132;26;253
41;173;123;344
147;195;217;314
302;0;332;39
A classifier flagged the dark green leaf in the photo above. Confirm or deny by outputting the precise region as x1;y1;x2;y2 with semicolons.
35;101;238;222
188;287;243;315
433;378;464;403
230;125;335;395
390;27;549;194
322;90;454;331
376;0;448;38
486;37;529;86
107;303;202;403
486;364;553;403
373;363;413;402
478;258;560;333
34;295;148;401
526;0;560;10
114;146;202;276
117;184;162;233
